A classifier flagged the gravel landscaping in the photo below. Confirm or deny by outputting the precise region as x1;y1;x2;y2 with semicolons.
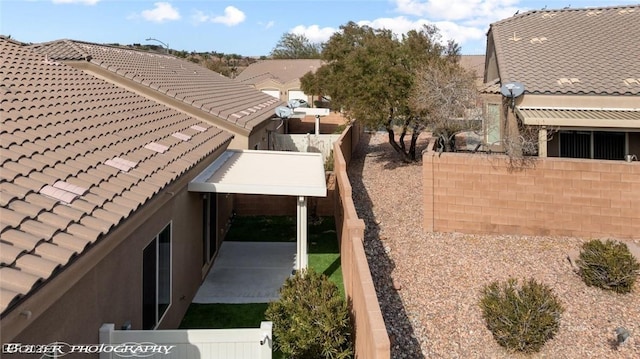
348;132;640;358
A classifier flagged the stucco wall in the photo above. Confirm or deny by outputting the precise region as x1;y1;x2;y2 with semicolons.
423;150;640;239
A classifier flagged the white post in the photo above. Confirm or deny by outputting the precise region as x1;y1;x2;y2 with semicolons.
315;115;320;136
538;127;548;157
99;323;115;359
296;196;308;270
259;321;273;359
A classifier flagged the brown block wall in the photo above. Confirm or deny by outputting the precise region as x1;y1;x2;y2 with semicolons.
232;175;336;217
423;151;640;239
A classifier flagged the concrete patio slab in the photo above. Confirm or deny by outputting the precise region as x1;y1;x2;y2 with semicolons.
192;242;296;304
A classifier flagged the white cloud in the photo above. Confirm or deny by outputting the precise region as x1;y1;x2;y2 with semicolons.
211;6;246;26
290;25;337;43
52;0;100;4
192;10;209;24
264;20;275;30
357;16;484;47
394;0;519;22
141;2;181;23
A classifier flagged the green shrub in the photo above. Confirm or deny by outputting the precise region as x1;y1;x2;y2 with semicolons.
480;278;564;353
577;239;640;294
265;269;352;359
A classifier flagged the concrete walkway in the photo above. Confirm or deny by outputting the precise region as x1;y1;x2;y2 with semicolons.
192;242;296;304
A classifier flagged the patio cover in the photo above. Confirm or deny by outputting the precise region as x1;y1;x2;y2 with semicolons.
516;107;640;128
188;149;327;270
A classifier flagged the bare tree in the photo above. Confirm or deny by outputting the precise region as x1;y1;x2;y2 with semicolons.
410;60;482;152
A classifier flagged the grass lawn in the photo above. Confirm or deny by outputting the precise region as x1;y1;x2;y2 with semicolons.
179;216;344;336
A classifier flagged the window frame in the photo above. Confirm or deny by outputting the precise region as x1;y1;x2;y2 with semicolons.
142;222;172;330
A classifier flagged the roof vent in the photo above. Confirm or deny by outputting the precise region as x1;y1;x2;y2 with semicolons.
144;142;169;154
53;181;88;196
40;185;77;204
104;156;138;172
171;132;191;141
190;125;207;132
624;78;640;86
541;13;557;19
586;10;602;16
530;37;548;44
619;9;635;15
557;78;581;86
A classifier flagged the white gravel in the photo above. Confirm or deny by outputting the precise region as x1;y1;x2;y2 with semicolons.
348;132;640;359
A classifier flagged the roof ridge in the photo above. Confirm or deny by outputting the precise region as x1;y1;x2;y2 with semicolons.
491;3;639;27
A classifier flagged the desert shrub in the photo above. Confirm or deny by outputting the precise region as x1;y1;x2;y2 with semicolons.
577;239;640;294
480;278;564;353
265;268;352;359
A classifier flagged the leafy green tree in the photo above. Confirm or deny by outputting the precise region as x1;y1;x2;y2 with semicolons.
302;22;475;162
271;33;322;59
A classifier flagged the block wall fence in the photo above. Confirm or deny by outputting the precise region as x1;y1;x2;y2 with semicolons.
423;143;640;239
333;122;390;359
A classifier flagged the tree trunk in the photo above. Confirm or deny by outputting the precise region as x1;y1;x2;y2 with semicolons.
386;117;412;162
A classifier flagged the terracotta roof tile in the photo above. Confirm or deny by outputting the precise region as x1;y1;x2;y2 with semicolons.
1;229;42;251
8;200;44;219
51;232;90;253
0;267;41;295
0;243;24;266
34;242;76;265
19;219;59;239
15;254;60;278
488;4;640;95
0;37;233;315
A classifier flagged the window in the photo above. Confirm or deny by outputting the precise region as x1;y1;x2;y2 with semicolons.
202;194;218;266
143;223;171;329
559;131;626;160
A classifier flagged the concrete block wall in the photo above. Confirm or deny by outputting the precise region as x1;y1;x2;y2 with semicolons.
423;150;640;239
233;177;335;217
334;124;390;359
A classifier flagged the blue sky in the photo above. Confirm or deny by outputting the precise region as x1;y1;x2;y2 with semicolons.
1;0;637;56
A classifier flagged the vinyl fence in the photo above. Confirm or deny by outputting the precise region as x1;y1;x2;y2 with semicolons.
99;322;272;359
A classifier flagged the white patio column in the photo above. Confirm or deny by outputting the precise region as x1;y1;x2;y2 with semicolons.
538;127;548;157
296;196;308;270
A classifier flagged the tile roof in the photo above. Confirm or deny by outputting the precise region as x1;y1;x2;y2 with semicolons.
29;40;282;131
0;36;233;315
235;59;323;85
458;55;485;79
488;4;640;95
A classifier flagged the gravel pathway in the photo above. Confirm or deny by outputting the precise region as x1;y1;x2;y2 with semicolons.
348;132;640;359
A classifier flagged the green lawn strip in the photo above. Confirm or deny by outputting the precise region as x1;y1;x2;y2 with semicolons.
225;216;296;242
179;303;269;329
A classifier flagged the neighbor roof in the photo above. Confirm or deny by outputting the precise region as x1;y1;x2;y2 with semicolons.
29;40;282;131
235;59;323;85
458;55;485;79
487;4;640;95
0;37;233;315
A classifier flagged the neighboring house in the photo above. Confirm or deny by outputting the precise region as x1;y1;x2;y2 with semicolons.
29;40;284;150
482;4;640;159
235;59;323;105
458;55;486;87
0;36;237;344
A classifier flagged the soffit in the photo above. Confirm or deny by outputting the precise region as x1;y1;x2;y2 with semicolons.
516;107;640;127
